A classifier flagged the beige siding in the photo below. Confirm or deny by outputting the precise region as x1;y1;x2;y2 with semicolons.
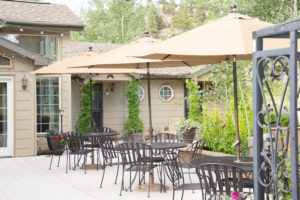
0;49;36;156
71;80;81;129
103;82;128;133
139;80;185;131
61;74;72;132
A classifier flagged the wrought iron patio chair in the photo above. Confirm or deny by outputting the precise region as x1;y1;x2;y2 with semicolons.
118;142;158;197
63;131;93;174
196;163;253;200
152;132;181;143
162;150;206;200
46;130;65;170
98;126;114;133
99;137;122;188
179;139;206;189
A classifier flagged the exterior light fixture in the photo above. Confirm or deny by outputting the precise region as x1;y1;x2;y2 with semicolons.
22;75;28;90
105;83;115;95
20;27;23;32
40;30;44;35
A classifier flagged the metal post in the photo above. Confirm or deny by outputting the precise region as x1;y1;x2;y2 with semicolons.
233;55;241;161
289;30;299;199
253;37;264;200
146;62;154;185
147;62;153;144
89;74;94;132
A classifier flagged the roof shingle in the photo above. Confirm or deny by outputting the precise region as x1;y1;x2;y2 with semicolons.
0;0;84;28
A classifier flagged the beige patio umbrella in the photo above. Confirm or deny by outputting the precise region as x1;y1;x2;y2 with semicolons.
139;10;274;160
69;36;206;144
32;51;142;131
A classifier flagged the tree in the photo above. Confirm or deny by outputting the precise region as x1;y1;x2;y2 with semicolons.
72;0;145;43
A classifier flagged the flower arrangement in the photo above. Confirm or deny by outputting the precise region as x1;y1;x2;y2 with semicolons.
131;129;143;135
51;134;66;145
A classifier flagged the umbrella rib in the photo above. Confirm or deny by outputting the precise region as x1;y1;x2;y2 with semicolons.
88;65;95;69
162;54;171;60
182;61;191;67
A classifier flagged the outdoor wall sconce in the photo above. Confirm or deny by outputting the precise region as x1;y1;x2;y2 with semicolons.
105;83;115;95
22;75;28;90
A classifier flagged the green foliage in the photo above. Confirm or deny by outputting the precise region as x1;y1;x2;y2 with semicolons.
200;100;251;155
171;118;201;135
147;3;165;38
72;0;146;43
266;112;290;127
185;78;201;121
75;81;96;133
124;79;144;134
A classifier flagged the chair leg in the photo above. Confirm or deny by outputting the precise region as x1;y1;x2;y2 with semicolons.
66;153;68;174
115;162;120;184
148;170;150;198
57;155;61;167
49;154;53;170
172;188;175;200
120;166;125;196
84;154;87;174
181;190;185;200
100;166;106;188
188;169;195;193
129;169;132;191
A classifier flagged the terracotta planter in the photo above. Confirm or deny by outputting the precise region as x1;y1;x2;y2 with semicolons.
126;134;144;142
46;136;65;155
181;128;196;143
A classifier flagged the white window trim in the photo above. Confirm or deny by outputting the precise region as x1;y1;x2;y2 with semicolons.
36;75;61;134
0;76;14;156
159;85;174;102
138;86;145;101
0;54;12;68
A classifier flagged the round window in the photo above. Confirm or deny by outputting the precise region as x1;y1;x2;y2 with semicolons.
138;86;144;100
159;85;174;102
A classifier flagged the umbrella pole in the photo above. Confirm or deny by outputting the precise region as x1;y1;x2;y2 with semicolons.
89;73;94;132
147;62;153;143
233;55;241;161
146;62;154;185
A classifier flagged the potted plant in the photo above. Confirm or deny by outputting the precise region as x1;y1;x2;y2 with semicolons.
46;133;65;155
126;129;144;142
171;118;200;143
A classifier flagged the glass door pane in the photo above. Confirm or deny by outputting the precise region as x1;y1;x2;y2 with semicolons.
0;83;7;148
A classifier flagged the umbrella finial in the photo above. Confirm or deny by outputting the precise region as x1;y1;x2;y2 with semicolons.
230;3;237;13
144;30;150;37
88;46;93;52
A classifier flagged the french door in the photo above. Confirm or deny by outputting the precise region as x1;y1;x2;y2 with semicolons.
0;77;13;156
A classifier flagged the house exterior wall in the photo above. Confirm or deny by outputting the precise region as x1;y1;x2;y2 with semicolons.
0;47;36;156
71;79;186;134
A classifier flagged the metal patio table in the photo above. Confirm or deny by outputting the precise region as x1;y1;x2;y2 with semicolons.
150;142;187;150
190;156;253;172
82;132;120;169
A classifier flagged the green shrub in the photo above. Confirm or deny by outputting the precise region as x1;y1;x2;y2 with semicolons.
200;100;251;155
124;79;144;134
185;78;202;121
75;81;96;133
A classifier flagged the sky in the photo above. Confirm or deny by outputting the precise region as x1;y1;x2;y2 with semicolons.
41;0;90;16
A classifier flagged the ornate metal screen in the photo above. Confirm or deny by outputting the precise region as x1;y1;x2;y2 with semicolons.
253;19;300;199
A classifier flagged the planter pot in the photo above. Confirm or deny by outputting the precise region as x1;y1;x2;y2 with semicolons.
181;128;196;143
46;136;65;155
126;134;144;142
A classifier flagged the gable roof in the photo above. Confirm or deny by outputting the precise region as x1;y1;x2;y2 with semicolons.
0;0;84;31
0;37;49;65
63;42;123;59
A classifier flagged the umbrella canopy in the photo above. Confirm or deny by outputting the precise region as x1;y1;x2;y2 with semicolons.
68;37;203;68
138;12;274;161
139;13;273;62
32;52;141;75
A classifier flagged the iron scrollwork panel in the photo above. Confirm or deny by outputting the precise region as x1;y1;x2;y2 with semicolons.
255;55;294;198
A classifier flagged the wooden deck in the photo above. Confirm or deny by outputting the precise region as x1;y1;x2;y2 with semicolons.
0;155;202;200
